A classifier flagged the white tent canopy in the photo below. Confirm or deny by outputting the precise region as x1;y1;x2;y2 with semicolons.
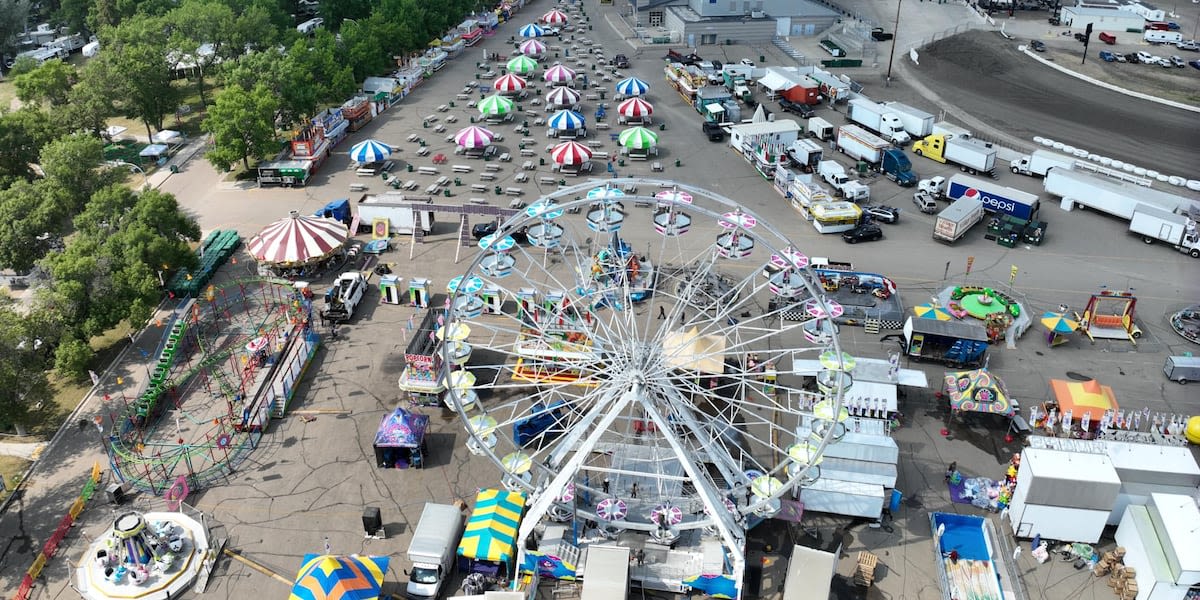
782;545;837;600
757;72;793;92
662;327;726;374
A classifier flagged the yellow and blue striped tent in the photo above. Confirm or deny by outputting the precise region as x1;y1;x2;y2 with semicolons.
457;489;526;567
288;554;388;600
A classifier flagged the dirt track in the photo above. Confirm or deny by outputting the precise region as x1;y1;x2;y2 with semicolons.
912;32;1200;176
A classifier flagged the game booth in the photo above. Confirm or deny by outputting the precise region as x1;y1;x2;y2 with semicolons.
457;489;526;578
943;368;1026;436
1034;378;1119;438
373;407;429;469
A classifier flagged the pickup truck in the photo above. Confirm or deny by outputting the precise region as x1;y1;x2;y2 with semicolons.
778;98;814;118
612;54;630;68
702;121;726;142
817;160;869;202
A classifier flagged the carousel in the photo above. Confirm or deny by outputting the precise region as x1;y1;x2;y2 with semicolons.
247;210;349;277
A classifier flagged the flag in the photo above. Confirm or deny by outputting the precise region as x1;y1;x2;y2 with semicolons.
965;256;975;275
1009;265;1018;284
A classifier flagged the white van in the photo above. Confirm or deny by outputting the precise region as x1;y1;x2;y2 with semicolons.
297;18;324;35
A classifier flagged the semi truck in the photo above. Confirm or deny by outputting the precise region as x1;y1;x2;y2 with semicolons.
1043;169;1191;220
1128;206;1200;258
845;98;910;145
911;134;997;176
881;101;934;138
903;317;989;367
932;197;985;244
835;125;918;186
817;160;870;202
1010;149;1075;177
406;503;466;600
786;138;823;169
939;174;1041;220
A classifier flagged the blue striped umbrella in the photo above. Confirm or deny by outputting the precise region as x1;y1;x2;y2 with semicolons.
615;76;649;97
547;110;585;131
348;139;392;163
519;23;545;38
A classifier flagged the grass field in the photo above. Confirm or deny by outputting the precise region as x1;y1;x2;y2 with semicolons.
0;455;32;504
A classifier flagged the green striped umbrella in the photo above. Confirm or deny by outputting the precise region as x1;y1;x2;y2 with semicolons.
477;94;514;116
506;55;538;75
618;126;659;149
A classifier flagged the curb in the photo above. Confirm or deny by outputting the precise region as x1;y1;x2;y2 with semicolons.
1020;48;1200;114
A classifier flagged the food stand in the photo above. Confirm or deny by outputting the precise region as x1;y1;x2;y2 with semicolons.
373;407;429;469
398;309;448;406
1035;378;1119;438
457;489;525;577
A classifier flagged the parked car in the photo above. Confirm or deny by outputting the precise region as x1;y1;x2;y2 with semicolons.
1073;32;1088;43
1190;59;1200;70
842;223;884;244
1158;56;1174;68
612;54;630;68
871;28;894;41
1125;52;1141;63
1170;55;1186;67
1136;51;1155;63
1167;21;1181;30
1113;53;1127;62
913;191;938;213
1098;50;1116;62
1029;40;1046;52
863;205;900;224
1177;40;1199;51
739;58;756;67
472;222;530;244
778;98;814;118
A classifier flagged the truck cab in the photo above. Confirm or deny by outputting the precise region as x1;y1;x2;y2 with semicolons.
702;120;726;141
818;160;870;201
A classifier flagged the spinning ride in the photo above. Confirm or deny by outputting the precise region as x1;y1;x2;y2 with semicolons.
442;179;854;596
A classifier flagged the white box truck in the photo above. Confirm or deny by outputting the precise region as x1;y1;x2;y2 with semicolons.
806;116;835;141
786;138;824;169
932;197;984;244
1128;206;1200;258
1043;169;1190;219
406;503;466;600
357;193;436;235
846;98;910;145
881;101;934;138
1010;149;1075;177
1008;448;1121;542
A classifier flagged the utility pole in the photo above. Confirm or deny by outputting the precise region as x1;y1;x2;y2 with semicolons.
885;0;904;85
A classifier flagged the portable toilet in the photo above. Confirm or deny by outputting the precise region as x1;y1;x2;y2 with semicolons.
409;278;431;308
379;275;403;305
481;284;503;314
517;287;539;321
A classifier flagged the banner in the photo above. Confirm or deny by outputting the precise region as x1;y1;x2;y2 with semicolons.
1010;265;1019;284
965;256;975;275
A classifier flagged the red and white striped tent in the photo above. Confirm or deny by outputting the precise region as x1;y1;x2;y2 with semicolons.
493;73;528;94
541;9;568;25
247;211;348;265
550;141;593;165
617;97;654;118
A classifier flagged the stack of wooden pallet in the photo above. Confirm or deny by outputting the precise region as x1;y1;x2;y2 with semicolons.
1108;564;1137;600
1093;547;1126;578
854;551;878;587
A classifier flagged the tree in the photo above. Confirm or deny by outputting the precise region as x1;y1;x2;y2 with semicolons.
0;180;69;272
62;58;119;137
203;83;279;171
0;108;63;184
0;306;53;434
100;15;179;140
0;0;32;61
167;0;237;107
319;0;372;32
57;0;92;38
282;31;356;120
13;60;78;107
39;133;117;212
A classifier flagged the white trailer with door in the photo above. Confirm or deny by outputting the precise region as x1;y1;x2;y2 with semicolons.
881;101;934;138
1128;206;1200;258
1044;169;1191;219
1114;493;1200;600
1010;149;1076;177
1008;447;1121;542
357;193;436;235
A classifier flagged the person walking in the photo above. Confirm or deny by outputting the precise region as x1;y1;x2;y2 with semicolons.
657;305;666;319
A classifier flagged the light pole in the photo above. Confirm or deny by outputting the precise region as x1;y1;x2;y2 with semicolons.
106;160;149;191
885;0;904;86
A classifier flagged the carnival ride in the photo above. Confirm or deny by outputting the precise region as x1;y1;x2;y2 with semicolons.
441;179;855;596
1078;288;1142;344
106;277;313;494
75;509;211;600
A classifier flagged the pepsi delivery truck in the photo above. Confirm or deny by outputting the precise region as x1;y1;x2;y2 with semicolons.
945;174;1040;220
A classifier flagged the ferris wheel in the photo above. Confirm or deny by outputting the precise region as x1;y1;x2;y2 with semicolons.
440;178;855;590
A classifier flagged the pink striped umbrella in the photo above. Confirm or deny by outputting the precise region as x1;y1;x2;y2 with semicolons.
247;211;348;265
493;73;528;94
617;97;654;118
550;140;593;165
543;64;576;84
454;126;495;149
545;86;581;107
542;8;568;25
519;39;546;57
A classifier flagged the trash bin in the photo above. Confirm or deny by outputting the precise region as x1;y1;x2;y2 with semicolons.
539;157;546;166
170;164;180;173
444;189;452;197
495;185;503;195
407;164;414;172
759;55;765;63
422;120;429;128
454;177;462;186
675;159;682;167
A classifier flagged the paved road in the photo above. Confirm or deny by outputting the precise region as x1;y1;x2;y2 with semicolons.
2;0;1198;599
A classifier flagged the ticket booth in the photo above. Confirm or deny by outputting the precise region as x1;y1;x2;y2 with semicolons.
481;284;504;314
380;275;403;305
409;278;431;308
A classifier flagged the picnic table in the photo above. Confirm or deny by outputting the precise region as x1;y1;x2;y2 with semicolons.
432;154;448;164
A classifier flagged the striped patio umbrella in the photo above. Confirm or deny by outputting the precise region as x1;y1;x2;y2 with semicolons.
505;54;538;75
617;97;654;118
348;139;392;163
550;140;593;165
248;211;348;265
543;64;576;84
454;126;495;149
1040;311;1079;334
518;23;545;38
618;126;659;149
518;39;546;57
477;94;514;116
913;302;952;321
547;109;585;131
615;76;649;97
541;8;568;24
492;73;527;93
545;86;581;107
